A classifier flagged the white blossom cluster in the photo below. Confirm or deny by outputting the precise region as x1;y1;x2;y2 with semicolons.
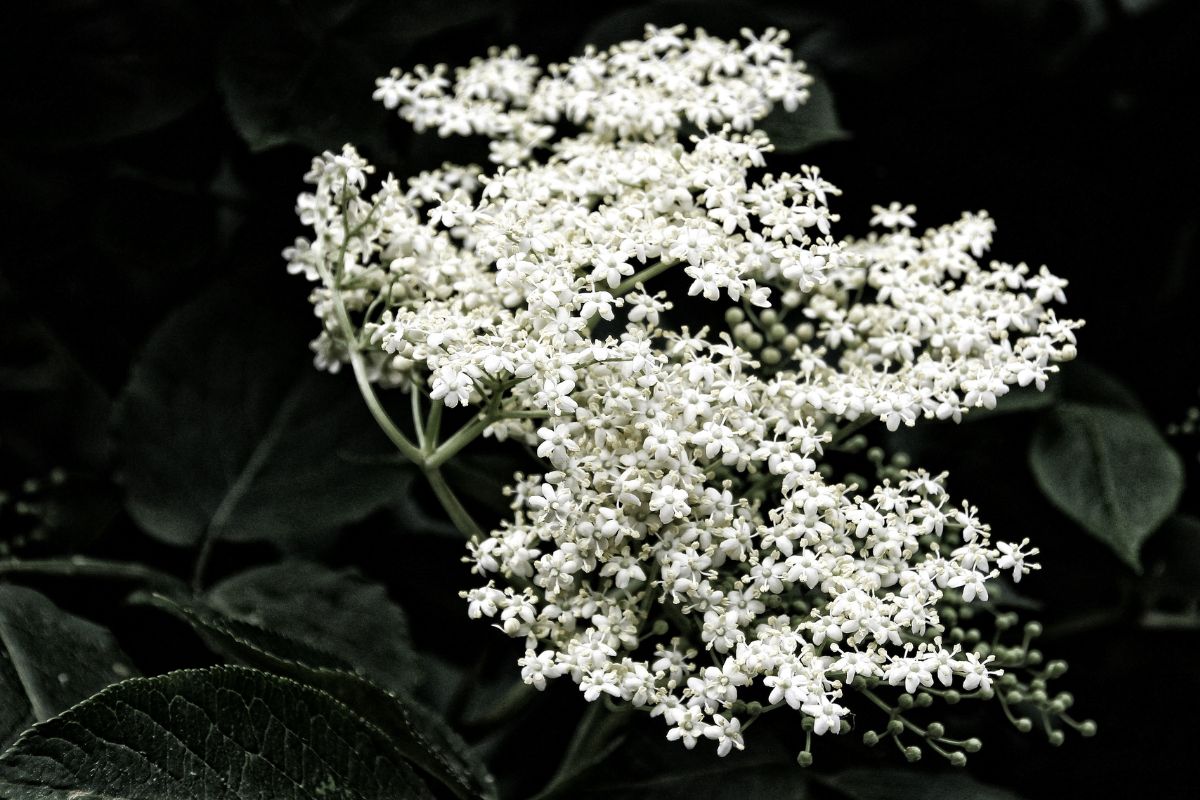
287;25;1083;760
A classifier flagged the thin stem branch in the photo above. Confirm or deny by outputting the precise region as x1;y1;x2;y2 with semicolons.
411;387;427;451
611;259;681;298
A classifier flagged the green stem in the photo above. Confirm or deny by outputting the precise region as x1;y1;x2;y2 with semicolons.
424;466;484;541
611;259;681;297
423;398;444;450
344;330;425;465
829;414;875;447
426;413;493;469
530;703;626;800
411;388;427;451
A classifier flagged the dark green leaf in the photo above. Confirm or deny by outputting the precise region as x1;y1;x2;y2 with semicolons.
208;560;419;694
962;383;1060;421
0;280;111;473
218;0;496;154
0;665;433;800
4;0;210;149
136;593;496;800
1142;514;1200;599
579;2;776;50
1030;403;1184;571
757;75;848;154
0;585;137;749
564;721;811;799
1057;361;1145;413
112;282;412;550
816;767;1025;800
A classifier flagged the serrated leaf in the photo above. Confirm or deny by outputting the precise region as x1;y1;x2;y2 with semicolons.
112;282;412;551
0;585;137;749
1030;402;1184;571
217;0;496;154
816;767;1025;800
0;666;433;800
135;593;496;800
208;560;419;694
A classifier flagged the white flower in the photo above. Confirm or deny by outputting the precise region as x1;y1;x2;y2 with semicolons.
997;538;1041;583
290;25;1082;762
703;714;746;756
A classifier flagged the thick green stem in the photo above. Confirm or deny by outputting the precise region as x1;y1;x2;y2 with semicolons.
426;413;493;469
424;466;484;541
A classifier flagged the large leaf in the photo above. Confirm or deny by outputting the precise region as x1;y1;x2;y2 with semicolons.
0;666;433;800
562;722;810;800
757;74;848;154
136;593;496;800
112;282;412;551
217;0;496;155
816;767;1025;800
5;0;210;149
0;585;137;749
208;560;419;694
1030;402;1184;571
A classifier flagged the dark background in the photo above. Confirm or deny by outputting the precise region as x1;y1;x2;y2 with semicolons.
2;1;1198;798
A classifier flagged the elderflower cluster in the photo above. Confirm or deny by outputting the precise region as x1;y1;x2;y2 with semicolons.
287;25;1086;762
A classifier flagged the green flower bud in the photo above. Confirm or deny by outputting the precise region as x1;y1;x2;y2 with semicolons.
926;722;945;738
797;751;814;768
964;738;983;753
768;323;788;342
744;332;764;350
1027;649;1043;665
1079;720;1098;737
1046;660;1068;678
761;346;782;365
898;694;914;710
915;693;932;708
949;751;968;767
725;308;745;325
1015;718;1033;733
1024;621;1043;638
904;746;922;762
759;309;778;325
887;719;904;736
1048;730;1065;747
944;690;962;705
651;619;670;636
863;730;880;747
